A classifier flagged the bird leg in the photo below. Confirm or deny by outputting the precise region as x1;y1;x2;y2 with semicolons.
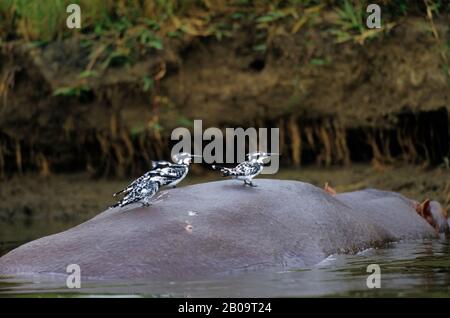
245;180;257;187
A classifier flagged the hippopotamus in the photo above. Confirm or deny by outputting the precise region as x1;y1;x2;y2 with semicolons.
0;179;448;281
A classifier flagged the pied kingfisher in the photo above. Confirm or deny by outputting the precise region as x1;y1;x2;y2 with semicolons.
213;152;278;187
111;152;199;208
111;175;166;208
151;152;201;188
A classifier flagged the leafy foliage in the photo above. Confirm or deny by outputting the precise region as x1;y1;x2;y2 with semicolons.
53;85;91;97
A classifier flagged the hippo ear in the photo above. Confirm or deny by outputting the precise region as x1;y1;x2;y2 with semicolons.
324;182;337;196
442;208;448;219
442;207;450;236
418;199;431;218
448;217;450;233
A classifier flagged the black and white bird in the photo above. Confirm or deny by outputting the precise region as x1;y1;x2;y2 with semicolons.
112;166;162;199
111;175;166;208
151;152;201;188
111;152;199;208
150;160;172;170
213;152;278;187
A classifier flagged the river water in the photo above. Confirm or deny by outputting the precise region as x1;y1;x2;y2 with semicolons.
1;226;449;297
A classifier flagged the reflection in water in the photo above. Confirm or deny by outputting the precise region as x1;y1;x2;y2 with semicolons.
1;240;450;297
0;219;84;257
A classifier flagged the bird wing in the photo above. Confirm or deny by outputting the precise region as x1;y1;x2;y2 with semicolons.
157;166;187;184
113;171;156;197
151;160;172;170
114;177;160;207
232;161;260;176
113;162;186;197
156;167;180;178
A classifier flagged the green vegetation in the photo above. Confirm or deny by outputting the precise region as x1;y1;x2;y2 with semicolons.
0;0;447;74
78;70;98;79
0;0;448;177
310;58;331;66
331;0;367;43
53;84;91;97
1;0;448;44
142;76;154;92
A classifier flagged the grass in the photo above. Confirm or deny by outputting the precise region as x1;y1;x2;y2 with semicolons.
0;0;447;97
1;0;447;43
0;0;66;41
335;0;366;34
330;0;391;45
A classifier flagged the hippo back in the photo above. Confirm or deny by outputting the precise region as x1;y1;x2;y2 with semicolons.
0;180;438;280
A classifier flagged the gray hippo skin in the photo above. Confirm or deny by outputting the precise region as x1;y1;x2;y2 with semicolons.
0;180;441;281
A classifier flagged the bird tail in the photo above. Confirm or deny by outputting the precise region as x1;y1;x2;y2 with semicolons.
221;169;232;177
113;189;124;197
113;186;132;197
212;164;232;177
110;201;121;208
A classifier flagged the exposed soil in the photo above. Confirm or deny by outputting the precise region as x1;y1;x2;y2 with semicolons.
0;16;448;177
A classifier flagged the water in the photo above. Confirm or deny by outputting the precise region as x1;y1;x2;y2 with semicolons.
1;232;450;297
1;168;449;297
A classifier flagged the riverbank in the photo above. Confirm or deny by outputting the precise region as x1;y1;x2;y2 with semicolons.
1;4;448;177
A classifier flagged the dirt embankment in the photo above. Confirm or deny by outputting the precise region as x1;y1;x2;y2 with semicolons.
0;16;448;177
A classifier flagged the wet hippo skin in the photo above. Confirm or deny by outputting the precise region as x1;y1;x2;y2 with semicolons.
0;180;439;280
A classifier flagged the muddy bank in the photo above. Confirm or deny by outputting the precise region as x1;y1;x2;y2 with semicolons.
0;15;448;177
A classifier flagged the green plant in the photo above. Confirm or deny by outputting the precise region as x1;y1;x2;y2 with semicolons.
142;76;154;92
167;30;183;38
78;70;98;79
335;0;365;34
130;124;146;137
310;58;331;66
12;0;67;41
256;11;286;24
53;85;91;97
253;44;267;52
101;48;131;69
141;18;160;31
176;117;194;128
139;29;163;50
331;0;388;44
